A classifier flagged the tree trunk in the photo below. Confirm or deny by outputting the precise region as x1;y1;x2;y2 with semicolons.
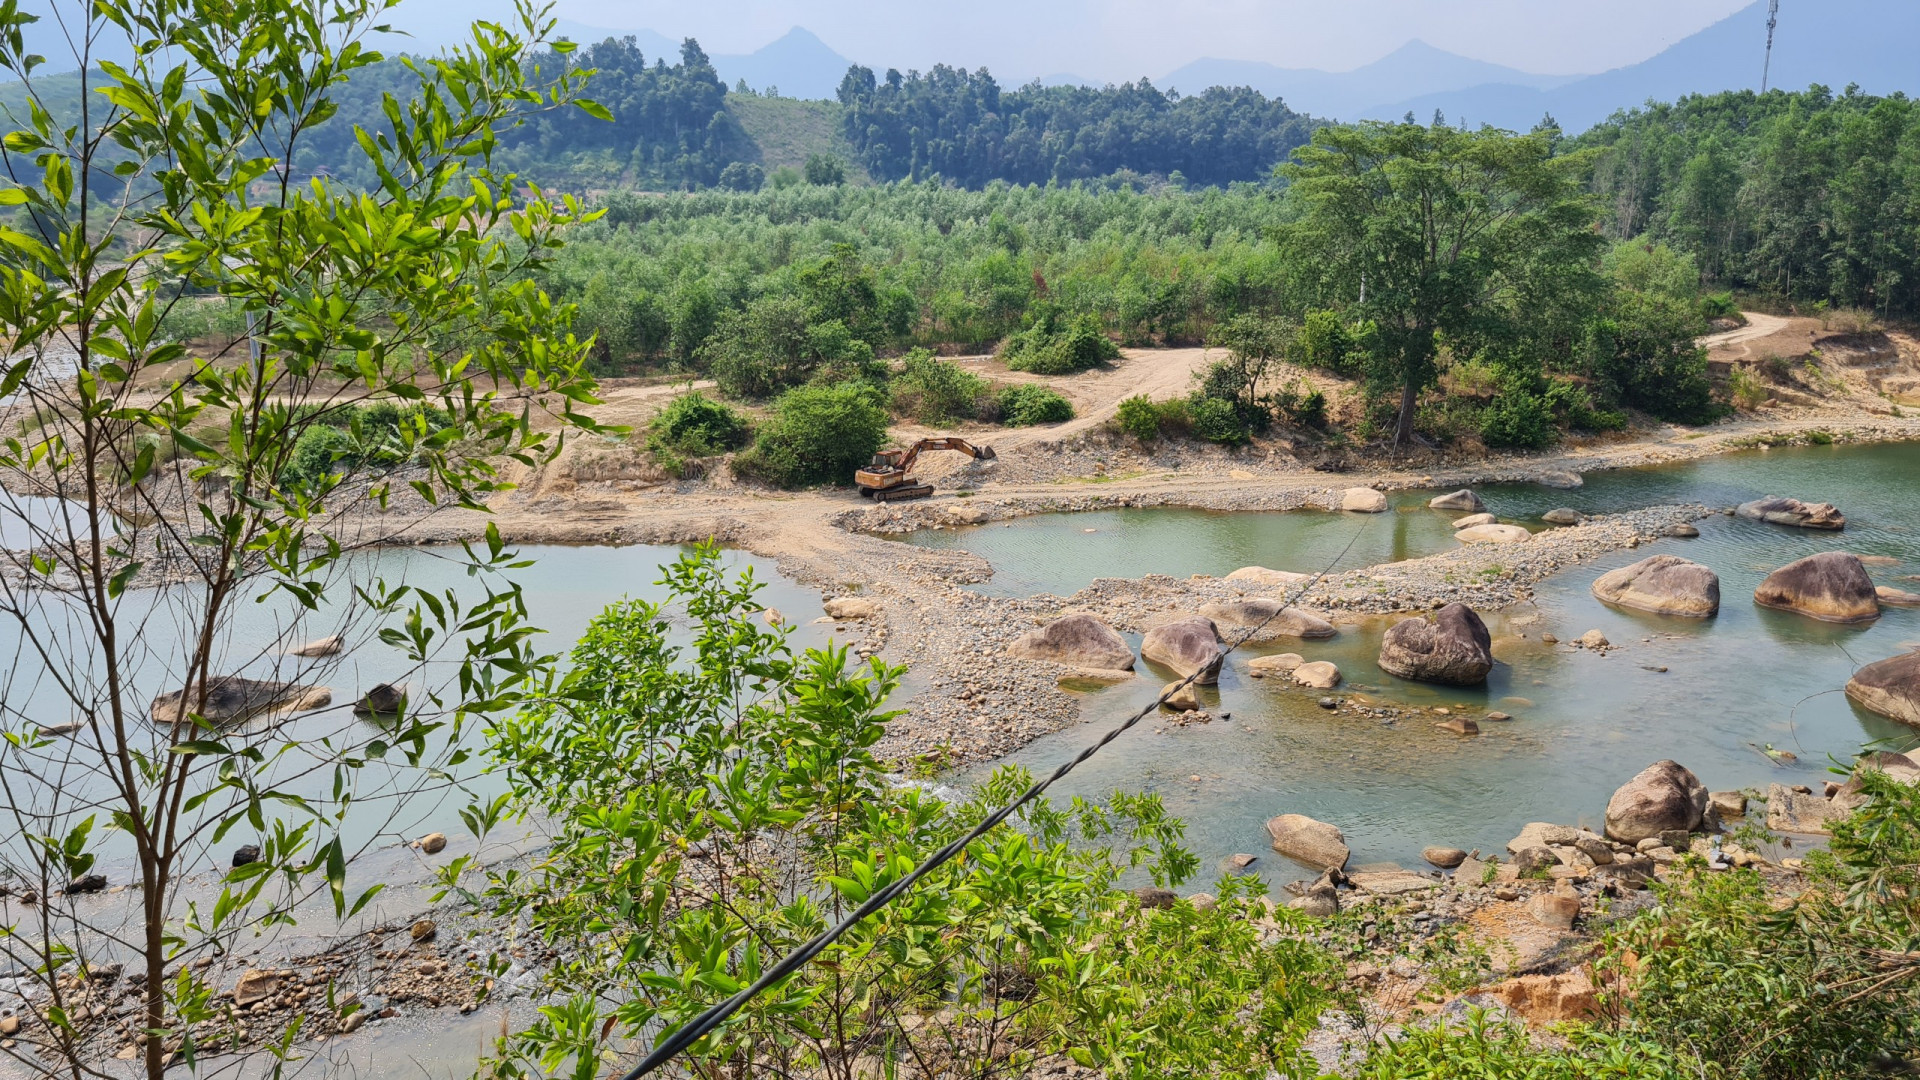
1393;377;1418;449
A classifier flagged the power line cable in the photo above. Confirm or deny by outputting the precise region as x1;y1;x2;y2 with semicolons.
620;522;1370;1078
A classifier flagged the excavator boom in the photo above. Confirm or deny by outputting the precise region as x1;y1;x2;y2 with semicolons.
855;437;997;500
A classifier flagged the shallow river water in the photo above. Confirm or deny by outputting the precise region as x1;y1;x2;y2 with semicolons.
941;442;1920;885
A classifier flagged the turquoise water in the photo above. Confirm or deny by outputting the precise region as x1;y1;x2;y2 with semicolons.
0;543;834;872
961;442;1920;886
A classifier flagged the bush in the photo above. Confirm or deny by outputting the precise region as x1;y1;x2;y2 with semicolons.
279;401;451;490
647;393;751;475
1271;379;1327;428
716;161;764;192
1116;394;1161;441
890;348;987;422
1001;308;1120;375
1728;368;1769;411
733;383;890;488
1478;390;1557;449
1359;1011;1693;1079
996;383;1075;426
803;152;846;185
1187;394;1249;445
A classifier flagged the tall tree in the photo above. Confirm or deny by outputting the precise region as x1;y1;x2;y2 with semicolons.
1281;120;1602;447
0;1;604;1076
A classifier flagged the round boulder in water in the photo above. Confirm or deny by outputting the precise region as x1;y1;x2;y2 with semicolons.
1341;487;1388;513
1141;616;1226;684
1265;814;1350;871
1198;599;1336;641
1753;551;1880;623
1378;603;1494;686
1008;613;1135;671
1591;554;1721;618
1737;496;1846;530
1429;489;1484;512
1845;651;1920;727
1456;524;1531;544
1604;760;1708;844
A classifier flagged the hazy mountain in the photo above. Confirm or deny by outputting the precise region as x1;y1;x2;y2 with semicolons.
711;27;854;100
1162;40;1577;119
1370;0;1920;133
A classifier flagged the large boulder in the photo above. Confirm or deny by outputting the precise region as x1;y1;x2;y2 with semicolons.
1541;508;1584;526
1456;524;1532;544
1341;487;1388;513
1591;555;1722;618
1603;760;1708;843
1008;614;1135;671
1766;783;1849;835
1291;661;1342;689
1429;489;1484;511
1141;617;1225;684
1452;512;1496;529
1845;651;1920;727
1737;496;1846;530
1265;814;1350;871
1198;599;1336;642
1246;653;1304;677
1753;551;1881;623
1224;566;1311;588
1536;470;1583;489
149;677;329;726
823;596;882;620
1378;603;1494;686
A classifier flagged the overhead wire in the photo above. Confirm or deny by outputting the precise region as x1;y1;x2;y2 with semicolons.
620;521;1372;1079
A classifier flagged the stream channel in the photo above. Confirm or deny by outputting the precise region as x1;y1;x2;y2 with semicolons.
898;441;1920;886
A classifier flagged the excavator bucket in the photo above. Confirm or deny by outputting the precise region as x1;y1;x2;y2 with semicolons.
973;445;997;461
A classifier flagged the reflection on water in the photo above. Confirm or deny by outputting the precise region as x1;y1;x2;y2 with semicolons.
965;442;1920;887
0;543;833;872
890;494;1477;598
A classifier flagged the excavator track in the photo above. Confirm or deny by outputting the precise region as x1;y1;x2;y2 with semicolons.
868;484;934;502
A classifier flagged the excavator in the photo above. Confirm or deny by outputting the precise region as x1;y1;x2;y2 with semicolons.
855;437;996;501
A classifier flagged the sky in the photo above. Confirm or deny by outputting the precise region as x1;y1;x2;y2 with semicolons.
532;0;1757;81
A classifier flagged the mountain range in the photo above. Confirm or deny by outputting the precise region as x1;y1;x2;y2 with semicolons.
12;0;1919;134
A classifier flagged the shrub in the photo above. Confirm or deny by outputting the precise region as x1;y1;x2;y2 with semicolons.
1359;1011;1693;1079
890;348;987;422
996;383;1074;426
1728;368;1769;411
733;382;890;488
803;152;846;185
1271;379;1327;428
1187;394;1248;445
1001;308;1120;375
1478;390;1556;449
701;296;879;400
716;160;764;192
279;401;451;490
1116;394;1161;441
647;392;751;476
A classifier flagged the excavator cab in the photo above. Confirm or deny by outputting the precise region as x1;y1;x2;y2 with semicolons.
855;438;996;501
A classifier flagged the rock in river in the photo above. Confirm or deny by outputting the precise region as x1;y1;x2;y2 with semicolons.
1877;586;1920;608
1845;650;1920;727
1541;508;1583;525
1246;653;1304;677
1753;551;1881;623
1266;814;1350;871
1008;613;1135;671
1452;512;1496;529
1291;661;1342;689
1423;846;1468;868
1378;603;1494;686
1159;681;1203;712
1341;487;1388;513
823;596;881;620
1429;489;1484;511
1225;566;1311;588
1198;599;1336;641
1591;554;1721;618
1456;523;1531;544
149;677;330;726
1766;783;1849;835
1141;616;1225;684
1536;470;1583;489
1604;760;1708;843
1736;496;1846;530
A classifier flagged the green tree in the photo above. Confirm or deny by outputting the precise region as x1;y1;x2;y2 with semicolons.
0;1;603;1077
804;151;847;185
733;382;890;487
1282;120;1603;447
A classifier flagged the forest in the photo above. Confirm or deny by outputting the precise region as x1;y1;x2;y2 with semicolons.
1575;85;1920;321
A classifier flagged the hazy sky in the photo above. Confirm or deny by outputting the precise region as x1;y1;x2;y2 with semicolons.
542;0;1758;80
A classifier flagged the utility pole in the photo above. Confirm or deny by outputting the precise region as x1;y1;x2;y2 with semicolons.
1760;0;1780;93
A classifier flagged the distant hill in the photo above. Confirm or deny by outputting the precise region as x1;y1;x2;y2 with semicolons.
1163;40;1576;120
1370;0;1920;132
710;27;854;101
